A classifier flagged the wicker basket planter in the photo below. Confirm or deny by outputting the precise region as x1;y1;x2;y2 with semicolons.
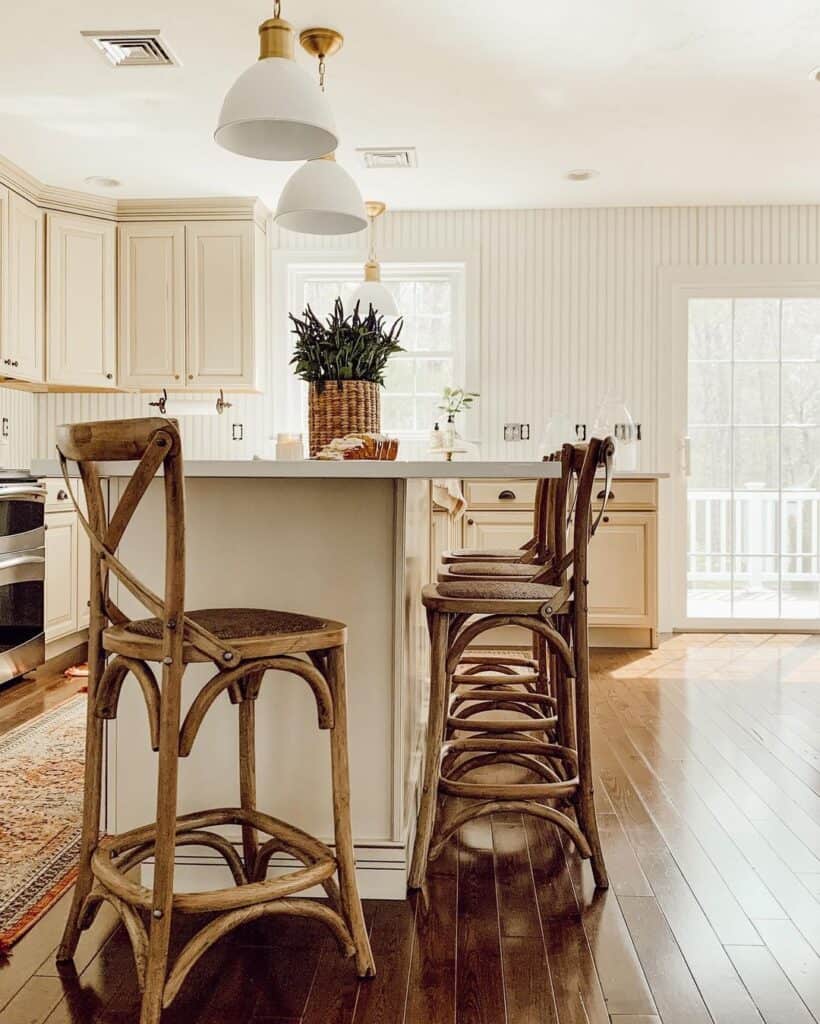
308;381;381;456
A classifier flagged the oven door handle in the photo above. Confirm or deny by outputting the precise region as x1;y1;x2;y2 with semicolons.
0;553;46;584
0;485;46;502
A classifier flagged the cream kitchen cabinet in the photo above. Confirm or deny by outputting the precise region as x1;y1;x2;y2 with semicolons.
46;212;117;388
118;219;265;391
3;191;45;384
45;510;78;642
457;476;660;648
44;479;91;643
118;222;186;388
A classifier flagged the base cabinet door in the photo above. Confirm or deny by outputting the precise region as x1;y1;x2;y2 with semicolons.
118;222;186;389
461;510;532;552
588;511;656;628
47;212;116;387
6;192;45;383
45;511;78;642
461;510;532;646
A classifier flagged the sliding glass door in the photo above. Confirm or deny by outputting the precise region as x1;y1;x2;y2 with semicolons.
686;297;820;623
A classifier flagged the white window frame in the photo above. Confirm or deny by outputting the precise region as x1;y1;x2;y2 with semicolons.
270;248;479;443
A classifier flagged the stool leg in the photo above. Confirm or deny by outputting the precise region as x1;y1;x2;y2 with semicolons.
326;646;375;978
140;660;184;1024
238;675;260;878
573;643;608;890
408;610;449;889
57;605;106;962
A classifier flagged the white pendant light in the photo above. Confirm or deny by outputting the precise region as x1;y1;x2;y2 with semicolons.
276;155;367;235
274;29;367;236
215;2;338;161
349;201;398;317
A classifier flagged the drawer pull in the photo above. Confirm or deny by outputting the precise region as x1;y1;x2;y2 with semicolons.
57;489;69;501
498;489;516;500
596;489;615;501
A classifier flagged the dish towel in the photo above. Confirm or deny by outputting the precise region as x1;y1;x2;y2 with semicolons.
432;479;466;518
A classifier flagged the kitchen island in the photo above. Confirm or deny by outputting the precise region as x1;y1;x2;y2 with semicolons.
31;458;562;897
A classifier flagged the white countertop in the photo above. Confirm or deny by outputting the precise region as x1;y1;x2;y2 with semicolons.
32;458;669;480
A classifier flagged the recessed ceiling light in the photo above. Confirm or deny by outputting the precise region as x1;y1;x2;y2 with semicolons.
565;169;599;182
84;176;122;189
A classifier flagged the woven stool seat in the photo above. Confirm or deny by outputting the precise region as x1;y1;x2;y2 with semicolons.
438;561;539;579
441;546;525;563
104;608;347;663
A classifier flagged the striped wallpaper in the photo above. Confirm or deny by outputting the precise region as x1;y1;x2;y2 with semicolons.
5;203;820;470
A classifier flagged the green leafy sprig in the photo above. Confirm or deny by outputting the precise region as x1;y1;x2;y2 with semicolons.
438;386;480;416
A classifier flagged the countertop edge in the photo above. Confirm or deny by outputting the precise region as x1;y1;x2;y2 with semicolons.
31;458;670;480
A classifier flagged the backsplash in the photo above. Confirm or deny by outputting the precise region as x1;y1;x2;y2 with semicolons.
0;387;36;468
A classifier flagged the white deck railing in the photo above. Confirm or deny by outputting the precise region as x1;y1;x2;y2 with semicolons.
687;490;820;582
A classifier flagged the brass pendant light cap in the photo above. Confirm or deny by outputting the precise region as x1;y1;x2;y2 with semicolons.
259;16;294;59
299;27;344;59
364;260;382;282
365;200;387;219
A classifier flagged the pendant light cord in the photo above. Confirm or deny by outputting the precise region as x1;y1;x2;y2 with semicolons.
319;56;327;91
273;0;281;16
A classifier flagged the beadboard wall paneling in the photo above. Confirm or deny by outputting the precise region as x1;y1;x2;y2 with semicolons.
35;391;271;462
0;387;37;468
15;204;820;469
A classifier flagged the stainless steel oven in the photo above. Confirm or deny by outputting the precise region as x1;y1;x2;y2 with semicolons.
0;477;45;684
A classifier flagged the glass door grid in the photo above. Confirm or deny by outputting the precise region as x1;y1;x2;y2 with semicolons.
687;298;820;620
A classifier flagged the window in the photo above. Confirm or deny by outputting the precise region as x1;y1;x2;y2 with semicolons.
687;297;820;619
279;260;467;439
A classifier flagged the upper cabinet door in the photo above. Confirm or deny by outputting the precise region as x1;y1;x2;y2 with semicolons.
6;192;45;384
47;212;116;388
185;222;254;389
118;222;185;389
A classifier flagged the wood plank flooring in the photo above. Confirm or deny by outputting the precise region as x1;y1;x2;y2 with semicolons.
1;633;819;1023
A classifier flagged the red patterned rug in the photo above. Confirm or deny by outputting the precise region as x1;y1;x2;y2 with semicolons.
0;695;87;957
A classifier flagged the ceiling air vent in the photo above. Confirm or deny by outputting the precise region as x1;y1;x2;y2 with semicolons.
356;147;418;170
81;30;179;68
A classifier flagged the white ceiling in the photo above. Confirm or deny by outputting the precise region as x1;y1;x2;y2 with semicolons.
2;0;820;210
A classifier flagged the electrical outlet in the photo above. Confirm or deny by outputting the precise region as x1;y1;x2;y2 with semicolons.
232;424;243;441
503;423;530;442
1;417;8;438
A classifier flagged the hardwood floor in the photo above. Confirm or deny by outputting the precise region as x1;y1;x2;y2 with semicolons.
1;633;819;1023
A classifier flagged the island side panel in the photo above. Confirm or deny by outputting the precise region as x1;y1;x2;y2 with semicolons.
110;476;403;894
394;479;432;849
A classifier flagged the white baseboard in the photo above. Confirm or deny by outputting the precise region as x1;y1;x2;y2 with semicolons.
140;842;411;901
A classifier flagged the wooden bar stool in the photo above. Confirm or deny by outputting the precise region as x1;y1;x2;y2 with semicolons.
409;436;614;892
54;417;374;1024
441;445;577;728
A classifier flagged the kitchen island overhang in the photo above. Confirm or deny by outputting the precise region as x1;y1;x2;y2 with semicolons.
30;458;561;899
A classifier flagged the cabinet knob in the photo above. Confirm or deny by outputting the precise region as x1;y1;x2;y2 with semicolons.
2;359;8;365
467;517;474;525
57;490;68;501
11;360;18;368
105;372;113;380
498;489;516;500
174;374;180;380
188;374;194;380
603;515;610;524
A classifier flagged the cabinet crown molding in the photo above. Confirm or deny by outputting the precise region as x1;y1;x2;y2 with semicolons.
0;152;269;227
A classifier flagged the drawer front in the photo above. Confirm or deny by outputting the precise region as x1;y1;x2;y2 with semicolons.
593;478;657;511
44;478;86;514
463;479;538;510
